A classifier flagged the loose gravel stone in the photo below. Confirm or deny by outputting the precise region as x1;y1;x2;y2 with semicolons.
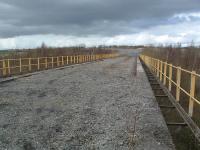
0;56;175;150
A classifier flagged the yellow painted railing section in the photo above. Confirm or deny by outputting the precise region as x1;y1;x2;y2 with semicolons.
140;54;200;117
0;53;118;77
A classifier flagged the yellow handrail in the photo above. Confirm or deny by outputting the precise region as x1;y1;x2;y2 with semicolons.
0;53;119;78
140;54;200;117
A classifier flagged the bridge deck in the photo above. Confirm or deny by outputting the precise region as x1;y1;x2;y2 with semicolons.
0;56;175;149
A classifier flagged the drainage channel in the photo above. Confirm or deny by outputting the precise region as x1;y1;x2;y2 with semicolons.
141;60;200;150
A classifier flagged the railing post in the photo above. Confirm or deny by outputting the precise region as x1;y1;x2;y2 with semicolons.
163;62;167;85
79;55;81;63
157;60;160;77
7;59;10;75
74;56;76;64
67;56;69;64
152;59;155;73
151;58;154;71
189;71;196;117
45;57;48;69
160;61;163;81
176;67;181;102
77;55;79;63
153;59;156;73
52;57;54;68
2;60;6;76
62;56;64;66
37;58;40;70
168;64;172;91
19;58;22;73
149;57;152;71
29;58;32;72
77;55;79;64
57;57;59;66
70;56;72;64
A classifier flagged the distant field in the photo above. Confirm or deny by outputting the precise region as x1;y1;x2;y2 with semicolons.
0;50;12;57
0;47;117;60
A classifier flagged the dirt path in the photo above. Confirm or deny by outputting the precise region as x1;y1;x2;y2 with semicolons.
0;56;175;150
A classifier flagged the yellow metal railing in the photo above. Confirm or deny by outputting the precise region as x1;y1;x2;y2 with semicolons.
140;55;200;117
0;53;118;77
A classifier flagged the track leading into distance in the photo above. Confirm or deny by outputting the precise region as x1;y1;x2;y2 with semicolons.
0;55;174;149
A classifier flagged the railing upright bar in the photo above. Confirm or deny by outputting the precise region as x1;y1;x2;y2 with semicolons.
160;61;163;81
57;57;59;66
62;56;64;66
176;67;181;102
45;57;48;69
189;71;196;117
37;58;40;70
163;62;167;85
52;57;54;68
19;58;22;73
29;58;32;72
168;64;172;91
70;56;72;64
157;60;159;77
3;60;6;76
7;59;10;75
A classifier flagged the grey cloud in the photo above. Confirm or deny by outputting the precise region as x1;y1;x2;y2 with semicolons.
0;0;200;38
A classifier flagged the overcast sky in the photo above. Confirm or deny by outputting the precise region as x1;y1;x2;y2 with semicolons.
0;0;200;49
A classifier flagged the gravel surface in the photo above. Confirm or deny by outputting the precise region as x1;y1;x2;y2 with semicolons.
0;56;175;150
